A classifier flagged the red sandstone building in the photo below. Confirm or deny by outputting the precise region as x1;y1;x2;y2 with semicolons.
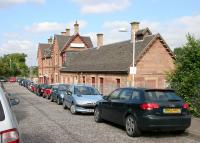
37;21;175;94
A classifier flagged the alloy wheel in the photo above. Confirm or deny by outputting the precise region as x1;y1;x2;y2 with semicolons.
125;115;140;137
94;107;102;123
70;104;76;114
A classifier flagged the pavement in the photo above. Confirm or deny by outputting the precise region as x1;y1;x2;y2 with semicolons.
3;82;200;143
188;117;200;140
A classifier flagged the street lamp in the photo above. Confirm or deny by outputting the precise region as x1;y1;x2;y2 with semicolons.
119;23;137;87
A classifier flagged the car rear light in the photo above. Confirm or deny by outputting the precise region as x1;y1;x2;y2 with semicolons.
1;128;20;143
140;103;160;110
183;103;189;109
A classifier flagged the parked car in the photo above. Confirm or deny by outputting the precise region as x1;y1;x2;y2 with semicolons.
0;86;22;143
63;84;102;114
43;84;53;99
0;77;7;82
50;84;70;105
8;77;16;82
36;84;47;96
94;88;191;137
30;83;38;93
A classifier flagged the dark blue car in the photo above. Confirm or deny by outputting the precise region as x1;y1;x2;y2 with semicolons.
94;88;191;137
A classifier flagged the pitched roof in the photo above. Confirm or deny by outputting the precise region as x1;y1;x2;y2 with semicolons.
60;34;157;73
38;43;51;58
54;34;93;52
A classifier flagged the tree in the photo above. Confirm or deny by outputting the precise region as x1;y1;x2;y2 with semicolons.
0;53;29;77
168;35;200;117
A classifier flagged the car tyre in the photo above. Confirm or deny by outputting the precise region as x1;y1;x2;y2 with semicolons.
70;103;76;114
50;95;54;102
57;97;61;105
63;102;67;109
94;107;102;123
125;115;141;137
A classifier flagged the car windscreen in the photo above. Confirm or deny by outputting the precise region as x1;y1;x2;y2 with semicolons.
0;101;5;121
74;86;100;95
144;90;182;102
58;85;69;91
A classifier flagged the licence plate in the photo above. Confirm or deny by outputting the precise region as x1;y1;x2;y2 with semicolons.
163;108;181;114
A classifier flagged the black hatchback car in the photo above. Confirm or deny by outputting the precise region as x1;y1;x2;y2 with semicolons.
94;88;191;137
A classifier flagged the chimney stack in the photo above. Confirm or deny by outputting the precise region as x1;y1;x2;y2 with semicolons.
61;32;66;36
66;28;70;36
130;21;140;42
74;21;79;35
97;33;103;48
48;36;53;44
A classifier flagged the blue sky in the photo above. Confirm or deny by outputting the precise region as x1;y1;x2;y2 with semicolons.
0;0;200;66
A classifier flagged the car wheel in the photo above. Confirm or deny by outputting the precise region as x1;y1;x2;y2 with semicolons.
94;107;102;123
63;102;67;109
50;95;54;102
70;104;76;114
125;115;141;137
57;97;61;105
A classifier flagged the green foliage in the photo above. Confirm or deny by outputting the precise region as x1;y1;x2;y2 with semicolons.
168;34;200;117
29;66;38;77
0;53;29;77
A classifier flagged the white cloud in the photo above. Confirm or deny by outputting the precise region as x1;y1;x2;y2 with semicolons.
0;0;45;9
25;20;88;33
0;40;37;66
25;22;65;33
100;15;200;49
73;0;131;14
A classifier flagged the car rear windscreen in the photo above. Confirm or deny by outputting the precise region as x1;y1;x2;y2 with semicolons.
145;90;182;102
0;101;5;121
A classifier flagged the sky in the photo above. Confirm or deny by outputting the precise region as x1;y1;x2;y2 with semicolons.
0;0;200;66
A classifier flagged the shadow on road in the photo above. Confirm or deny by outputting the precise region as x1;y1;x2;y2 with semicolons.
21;133;53;143
102;120;190;138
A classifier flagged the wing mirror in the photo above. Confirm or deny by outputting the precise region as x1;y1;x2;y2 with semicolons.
102;96;109;100
67;90;72;96
10;97;20;106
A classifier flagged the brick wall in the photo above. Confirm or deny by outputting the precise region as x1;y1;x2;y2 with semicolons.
134;39;174;88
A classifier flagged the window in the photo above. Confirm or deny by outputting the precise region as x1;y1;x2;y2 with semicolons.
108;89;121;100
74;86;100;95
145;90;181;102
83;76;86;84
0;101;5;121
100;78;104;94
131;90;141;102
119;89;133;100
92;77;95;86
116;78;120;88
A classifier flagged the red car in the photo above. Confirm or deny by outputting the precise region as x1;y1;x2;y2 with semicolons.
30;83;37;93
8;77;16;82
42;84;53;99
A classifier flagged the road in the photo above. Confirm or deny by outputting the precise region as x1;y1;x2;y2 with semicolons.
4;83;200;143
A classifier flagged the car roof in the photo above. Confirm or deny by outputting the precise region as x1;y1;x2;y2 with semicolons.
117;87;175;92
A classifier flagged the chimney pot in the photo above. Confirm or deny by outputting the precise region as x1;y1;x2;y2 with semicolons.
74;21;79;35
97;33;103;48
48;36;53;44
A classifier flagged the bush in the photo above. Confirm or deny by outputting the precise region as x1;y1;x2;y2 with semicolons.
168;35;200;117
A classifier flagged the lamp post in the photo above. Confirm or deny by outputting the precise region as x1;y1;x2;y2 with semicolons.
119;28;136;87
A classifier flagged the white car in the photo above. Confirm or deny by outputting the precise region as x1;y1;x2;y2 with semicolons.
0;86;22;143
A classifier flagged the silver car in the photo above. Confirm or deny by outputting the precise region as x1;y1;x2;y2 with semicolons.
63;84;102;114
0;86;21;143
